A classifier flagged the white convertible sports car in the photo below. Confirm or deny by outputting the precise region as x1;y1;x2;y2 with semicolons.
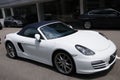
4;21;117;75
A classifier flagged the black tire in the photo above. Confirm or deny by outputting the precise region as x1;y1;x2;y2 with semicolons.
83;21;92;29
53;51;75;75
4;23;8;27
5;42;18;59
0;23;2;30
0;27;2;30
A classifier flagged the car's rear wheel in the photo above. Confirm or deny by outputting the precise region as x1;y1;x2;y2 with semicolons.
53;52;75;75
6;42;18;59
84;21;92;29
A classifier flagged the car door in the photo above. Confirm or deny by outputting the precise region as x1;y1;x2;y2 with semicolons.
18;27;51;63
108;11;120;28
115;14;120;28
88;10;108;27
103;10;119;28
5;17;11;25
92;14;107;27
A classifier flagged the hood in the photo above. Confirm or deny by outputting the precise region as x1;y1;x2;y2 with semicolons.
55;30;110;51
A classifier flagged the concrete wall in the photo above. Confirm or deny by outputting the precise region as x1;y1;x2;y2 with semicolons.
0;0;52;8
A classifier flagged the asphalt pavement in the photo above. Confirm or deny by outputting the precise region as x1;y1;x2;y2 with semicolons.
0;28;120;80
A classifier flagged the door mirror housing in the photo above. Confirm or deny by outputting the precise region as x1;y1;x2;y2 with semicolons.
35;34;41;42
68;25;73;29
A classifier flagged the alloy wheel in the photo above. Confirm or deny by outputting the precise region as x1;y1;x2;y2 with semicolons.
6;42;17;58
54;52;75;75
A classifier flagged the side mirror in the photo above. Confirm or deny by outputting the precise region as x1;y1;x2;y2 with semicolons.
35;34;41;42
68;25;73;29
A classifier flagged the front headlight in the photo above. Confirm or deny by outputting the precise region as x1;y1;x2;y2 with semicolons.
75;45;95;56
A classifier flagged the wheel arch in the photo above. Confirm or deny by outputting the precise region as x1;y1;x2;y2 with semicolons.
52;49;76;73
5;40;18;58
5;40;13;47
5;40;18;52
5;40;17;51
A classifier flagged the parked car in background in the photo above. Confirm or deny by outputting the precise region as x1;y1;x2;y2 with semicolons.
4;16;25;27
80;8;120;29
0;22;2;30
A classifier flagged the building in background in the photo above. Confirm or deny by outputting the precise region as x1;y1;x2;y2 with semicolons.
0;0;52;27
0;0;120;27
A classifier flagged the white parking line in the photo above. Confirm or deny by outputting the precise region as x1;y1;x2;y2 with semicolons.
116;55;120;60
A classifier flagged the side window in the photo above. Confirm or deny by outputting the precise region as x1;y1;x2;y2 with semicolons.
23;28;39;38
104;10;118;16
88;10;100;15
89;10;118;16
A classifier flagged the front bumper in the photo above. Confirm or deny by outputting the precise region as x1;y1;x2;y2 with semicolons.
73;41;117;74
75;53;116;74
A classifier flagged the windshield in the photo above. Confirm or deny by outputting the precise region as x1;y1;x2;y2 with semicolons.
40;23;77;39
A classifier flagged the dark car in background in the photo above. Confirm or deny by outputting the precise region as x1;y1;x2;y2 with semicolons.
0;22;2;30
4;16;25;27
25;14;38;25
80;8;120;29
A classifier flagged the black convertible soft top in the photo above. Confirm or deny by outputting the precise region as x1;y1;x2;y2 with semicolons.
17;20;60;35
24;20;60;29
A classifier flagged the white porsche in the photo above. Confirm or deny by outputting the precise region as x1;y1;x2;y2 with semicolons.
4;21;117;75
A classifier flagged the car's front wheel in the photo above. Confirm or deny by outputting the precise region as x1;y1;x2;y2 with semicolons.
5;42;18;59
53;52;75;75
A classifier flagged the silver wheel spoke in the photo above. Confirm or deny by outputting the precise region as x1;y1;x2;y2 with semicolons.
56;57;61;61
56;61;62;64
65;65;71;70
59;55;63;60
63;65;67;73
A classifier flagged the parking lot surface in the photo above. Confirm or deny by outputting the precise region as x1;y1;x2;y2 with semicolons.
0;28;120;80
